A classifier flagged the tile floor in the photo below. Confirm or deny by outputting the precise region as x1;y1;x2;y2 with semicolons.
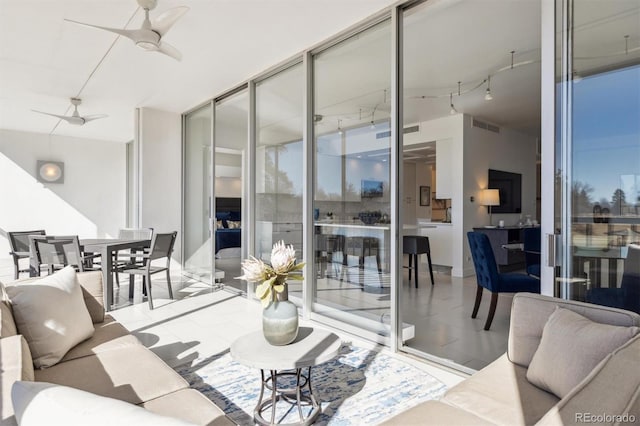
0;257;465;391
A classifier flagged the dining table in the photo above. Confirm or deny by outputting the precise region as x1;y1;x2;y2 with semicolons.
29;238;151;311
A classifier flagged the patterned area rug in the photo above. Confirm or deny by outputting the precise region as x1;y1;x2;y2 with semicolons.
176;345;447;425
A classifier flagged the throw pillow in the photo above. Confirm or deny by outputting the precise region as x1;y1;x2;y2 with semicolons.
4;266;94;368
227;220;241;229
12;381;197;426
526;307;639;398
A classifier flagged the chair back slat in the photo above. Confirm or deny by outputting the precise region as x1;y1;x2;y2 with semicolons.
30;235;84;272
149;232;177;261
118;228;154;241
8;230;46;253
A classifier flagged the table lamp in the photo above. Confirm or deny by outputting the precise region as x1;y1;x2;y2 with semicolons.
482;189;500;226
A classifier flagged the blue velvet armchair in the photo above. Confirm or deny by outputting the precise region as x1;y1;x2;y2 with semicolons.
467;231;540;330
586;244;640;314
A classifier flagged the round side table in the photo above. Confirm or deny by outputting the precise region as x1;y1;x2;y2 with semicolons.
230;327;341;426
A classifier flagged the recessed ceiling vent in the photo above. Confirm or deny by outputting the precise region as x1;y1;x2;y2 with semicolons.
472;118;500;134
376;125;420;139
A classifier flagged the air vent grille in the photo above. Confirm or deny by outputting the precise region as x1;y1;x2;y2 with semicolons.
376;125;420;139
472;118;500;133
404;125;419;134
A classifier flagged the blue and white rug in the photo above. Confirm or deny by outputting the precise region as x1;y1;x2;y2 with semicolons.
176;345;447;425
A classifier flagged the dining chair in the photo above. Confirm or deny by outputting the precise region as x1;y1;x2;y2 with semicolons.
403;235;435;287
8;230;46;279
522;227;541;278
29;235;99;275
586;244;640;314
116;231;177;310
112;227;154;287
467;231;540;330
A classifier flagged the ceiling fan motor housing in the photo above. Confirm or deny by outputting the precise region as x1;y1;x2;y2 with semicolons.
137;0;158;11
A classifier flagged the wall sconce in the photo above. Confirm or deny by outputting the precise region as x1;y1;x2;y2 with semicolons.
481;189;500;226
37;160;64;184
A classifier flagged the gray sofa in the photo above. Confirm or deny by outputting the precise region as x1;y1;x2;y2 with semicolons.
383;293;640;425
1;271;234;426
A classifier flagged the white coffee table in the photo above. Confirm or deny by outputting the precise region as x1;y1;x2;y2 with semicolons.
230;327;341;425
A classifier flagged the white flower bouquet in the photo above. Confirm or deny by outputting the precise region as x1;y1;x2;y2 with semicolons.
237;241;305;307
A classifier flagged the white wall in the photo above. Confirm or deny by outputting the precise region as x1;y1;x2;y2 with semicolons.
403;162;433;224
0;129;126;260
137;108;182;262
462;114;538;275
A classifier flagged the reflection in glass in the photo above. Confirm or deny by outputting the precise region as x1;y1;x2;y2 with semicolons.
214;90;248;292
312;20;392;340
183;104;213;283
557;0;640;313
255;64;304;302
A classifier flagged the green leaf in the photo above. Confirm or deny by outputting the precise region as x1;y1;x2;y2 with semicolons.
256;282;270;299
292;262;306;271
287;274;304;281
273;284;285;293
260;289;272;308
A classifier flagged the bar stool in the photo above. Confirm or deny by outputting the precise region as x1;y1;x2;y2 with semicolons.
341;236;382;287
403;235;434;288
315;234;344;278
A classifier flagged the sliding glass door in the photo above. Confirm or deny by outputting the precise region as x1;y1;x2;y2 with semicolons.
311;19;394;342
183;103;213;283
254;63;304;304
213;89;248;293
553;0;640;312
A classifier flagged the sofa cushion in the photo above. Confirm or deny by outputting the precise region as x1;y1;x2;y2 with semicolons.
508;293;640;368
34;343;188;404
4;266;95;368
535;334;640;425
379;400;494;425
141;389;235;426
442;354;559;425
61;315;137;362
526;307;639;399
1;335;34;425
77;271;106;323
0;299;18;338
12;381;196;426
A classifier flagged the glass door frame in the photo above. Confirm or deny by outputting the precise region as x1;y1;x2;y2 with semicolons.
540;0;558;295
181;100;215;284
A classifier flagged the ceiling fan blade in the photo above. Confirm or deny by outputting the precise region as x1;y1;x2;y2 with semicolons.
65;19;139;42
152;6;189;36
82;114;109;123
32;110;72;122
157;41;182;61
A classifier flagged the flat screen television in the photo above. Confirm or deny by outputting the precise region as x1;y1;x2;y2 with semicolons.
488;169;522;213
361;179;383;198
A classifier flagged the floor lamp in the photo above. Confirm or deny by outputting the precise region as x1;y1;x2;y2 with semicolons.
482;189;500;227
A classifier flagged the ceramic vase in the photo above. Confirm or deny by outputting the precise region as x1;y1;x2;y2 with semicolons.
262;284;299;345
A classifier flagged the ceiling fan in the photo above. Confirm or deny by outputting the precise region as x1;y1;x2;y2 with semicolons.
32;98;108;126
65;0;188;61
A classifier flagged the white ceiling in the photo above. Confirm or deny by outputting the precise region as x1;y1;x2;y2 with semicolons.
0;0;397;143
2;0;637;144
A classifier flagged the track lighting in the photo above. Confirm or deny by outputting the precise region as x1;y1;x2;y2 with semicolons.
484;75;493;101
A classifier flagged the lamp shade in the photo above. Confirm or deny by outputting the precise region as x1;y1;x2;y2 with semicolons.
482;189;500;206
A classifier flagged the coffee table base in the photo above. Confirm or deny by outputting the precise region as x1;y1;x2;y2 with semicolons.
254;367;320;426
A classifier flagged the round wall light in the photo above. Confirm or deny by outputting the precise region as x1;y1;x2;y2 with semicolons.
37;160;64;184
